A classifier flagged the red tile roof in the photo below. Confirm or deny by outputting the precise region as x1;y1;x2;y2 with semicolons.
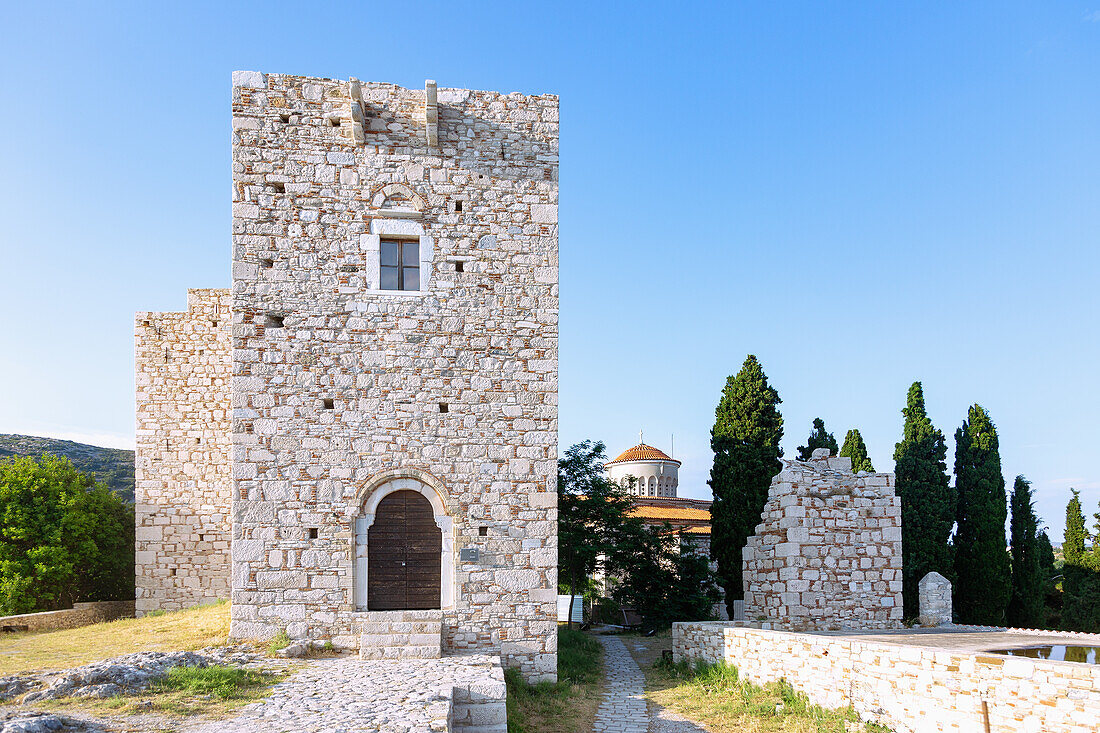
607;443;682;466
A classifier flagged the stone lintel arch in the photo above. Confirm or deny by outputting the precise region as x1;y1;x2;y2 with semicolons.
352;467;455;611
371;182;426;211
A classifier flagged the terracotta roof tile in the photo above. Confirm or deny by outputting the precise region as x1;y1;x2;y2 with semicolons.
607;443;682;466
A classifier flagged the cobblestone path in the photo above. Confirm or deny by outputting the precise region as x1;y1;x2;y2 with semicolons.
594;635;650;733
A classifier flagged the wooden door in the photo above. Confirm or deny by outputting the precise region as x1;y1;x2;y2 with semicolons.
367;490;442;610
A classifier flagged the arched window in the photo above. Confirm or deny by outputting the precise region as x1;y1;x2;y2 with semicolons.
648;476;656;496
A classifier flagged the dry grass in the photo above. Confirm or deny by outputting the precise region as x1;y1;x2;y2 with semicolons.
505;628;602;733
0;601;232;676
621;633;889;733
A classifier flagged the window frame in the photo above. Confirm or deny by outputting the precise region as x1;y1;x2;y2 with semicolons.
379;237;420;292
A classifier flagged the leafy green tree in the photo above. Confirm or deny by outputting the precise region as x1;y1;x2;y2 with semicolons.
1036;529;1060;627
1007;476;1044;628
0;454;134;614
1063;489;1087;568
796;418;838;460
613;528;721;631
557;440;636;628
838;429;874;472
1061;564;1100;632
952;404;1011;626
708;355;783;613
893;382;954;620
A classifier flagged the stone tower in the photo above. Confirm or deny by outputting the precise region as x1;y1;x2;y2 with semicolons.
137;71;559;682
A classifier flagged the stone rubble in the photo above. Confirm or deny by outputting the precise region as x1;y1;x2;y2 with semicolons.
2;647;272;704
0;711;103;733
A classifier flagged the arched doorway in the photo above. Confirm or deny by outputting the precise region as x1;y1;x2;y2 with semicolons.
367;490;442;610
353;473;454;612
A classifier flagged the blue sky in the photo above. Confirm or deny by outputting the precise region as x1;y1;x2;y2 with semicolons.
1;2;1097;539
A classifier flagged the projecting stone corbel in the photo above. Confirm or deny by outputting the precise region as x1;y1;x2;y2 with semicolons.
349;77;366;145
425;79;438;147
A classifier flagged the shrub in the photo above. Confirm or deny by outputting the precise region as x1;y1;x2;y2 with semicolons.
267;630;292;653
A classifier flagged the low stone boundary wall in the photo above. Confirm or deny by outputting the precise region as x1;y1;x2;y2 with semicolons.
0;601;134;633
674;621;1100;733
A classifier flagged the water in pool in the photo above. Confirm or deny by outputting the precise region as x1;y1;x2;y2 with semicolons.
988;645;1100;664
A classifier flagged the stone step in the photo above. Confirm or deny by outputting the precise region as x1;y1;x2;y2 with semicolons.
359;641;440;660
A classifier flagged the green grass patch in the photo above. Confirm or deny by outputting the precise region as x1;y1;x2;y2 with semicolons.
154;664;272;699
651;657;890;733
506;628;603;733
266;630;292;654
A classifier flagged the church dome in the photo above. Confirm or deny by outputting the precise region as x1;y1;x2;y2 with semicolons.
606;438;681;498
608;443;681;466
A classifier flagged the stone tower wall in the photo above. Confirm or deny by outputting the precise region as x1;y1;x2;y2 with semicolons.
742;453;903;630
228;72;558;681
134;289;233;614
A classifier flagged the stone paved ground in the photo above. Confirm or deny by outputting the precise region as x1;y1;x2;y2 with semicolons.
616;636;709;733
189;654;504;733
594;636;650;733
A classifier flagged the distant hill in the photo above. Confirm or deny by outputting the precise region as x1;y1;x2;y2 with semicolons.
0;434;134;503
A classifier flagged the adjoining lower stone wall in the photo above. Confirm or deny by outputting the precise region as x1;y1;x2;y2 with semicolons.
674;622;1100;733
742;452;903;630
0;601;134;633
135;289;233;615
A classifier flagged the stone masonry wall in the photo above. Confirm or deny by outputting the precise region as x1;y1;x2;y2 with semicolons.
135;289;233;614
674;622;1100;733
0;601;135;633
742;451;903;630
228;72;558;681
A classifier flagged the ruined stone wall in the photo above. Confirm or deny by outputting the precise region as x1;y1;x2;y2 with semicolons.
742;452;903;630
135;289;233;614
228;72;558;681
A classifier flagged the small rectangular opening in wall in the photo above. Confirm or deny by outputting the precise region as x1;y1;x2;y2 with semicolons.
328;117;341;128
195;438;201;444
322;398;335;410
454;261;464;273
438;402;448;413
170;569;177;576
309;528;319;540
479;526;488;536
269;181;285;194
279;113;290;123
260;258;274;269
265;314;285;329
454;200;463;212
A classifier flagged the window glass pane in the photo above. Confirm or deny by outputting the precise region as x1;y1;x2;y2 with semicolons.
402;266;419;291
402;241;419;266
380;241;398;267
380;266;398;290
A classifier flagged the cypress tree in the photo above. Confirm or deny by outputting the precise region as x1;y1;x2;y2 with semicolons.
839;429;875;472
796;418;837;460
893;382;954;620
708;355;783;613
1007;476;1044;628
1064;489;1087;567
952;404;1011;626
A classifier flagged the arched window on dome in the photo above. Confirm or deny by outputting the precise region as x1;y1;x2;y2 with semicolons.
648;476;656;496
